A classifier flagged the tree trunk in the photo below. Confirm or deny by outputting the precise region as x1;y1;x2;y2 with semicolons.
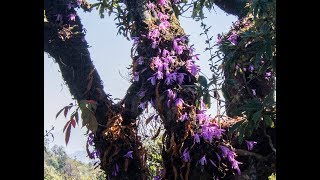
44;1;148;179
44;0;274;179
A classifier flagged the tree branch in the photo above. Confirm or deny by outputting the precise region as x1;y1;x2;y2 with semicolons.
44;1;148;179
235;149;266;160
213;0;249;18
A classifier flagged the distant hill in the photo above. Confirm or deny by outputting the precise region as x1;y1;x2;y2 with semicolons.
44;144;104;179
69;150;93;164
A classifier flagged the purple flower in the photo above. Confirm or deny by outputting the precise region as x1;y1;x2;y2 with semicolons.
132;37;139;45
251;89;256;96
243;67;247;71
154;176;161;180
163;62;169;71
199;155;207;165
192;54;200;61
167;99;171;107
148;76;156;85
173;39;184;55
148;29;160;40
124;151;133;159
194;133;200;143
188;44;195;54
77;0;82;6
245;140;257;151
88;133;94;145
219;145;241;174
138;90;147;97
227;32;238;45
209;159;217;168
88;138;94;146
150;99;155;107
165;56;175;65
167;89;177;99
134;72;139;81
215;152;221;162
152;40;158;49
165;72;177;85
153;56;163;71
177;36;187;42
90;151;96;159
177;73;186;84
182;148;190;162
112;163;119;176
159;20;170;31
220;146;231;158
95;150;100;157
138;102;147;110
67;3;73;9
249;65;254;72
202;124;225;143
265;71;272;77
174;0;181;3
197;113;208;124
188;64;200;76
137;56;144;65
158;0;169;6
55;14;62;22
235;64;239;70
200;99;207;111
231;160;242;174
217;34;223;44
157;12;169;21
147;2;155;10
181;113;188;122
69;13;76;21
155;71;164;80
89;132;94;138
162;49;170;57
175;98;184;108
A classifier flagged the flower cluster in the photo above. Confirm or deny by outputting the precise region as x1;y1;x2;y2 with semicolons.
87;132;101;159
130;0;241;177
219;145;242;174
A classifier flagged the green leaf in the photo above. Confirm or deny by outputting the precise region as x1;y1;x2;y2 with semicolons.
238;122;247;144
247;120;255;137
79;100;88;109
55;107;65;119
198;75;208;88
264;114;274;128
81;107;98;133
242;99;263;112
203;90;211;109
75;111;79;125
229;120;244;133
252;110;262;124
265;39;272;60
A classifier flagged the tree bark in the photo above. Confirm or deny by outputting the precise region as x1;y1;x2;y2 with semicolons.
44;1;148;179
44;0;273;179
214;0;249;18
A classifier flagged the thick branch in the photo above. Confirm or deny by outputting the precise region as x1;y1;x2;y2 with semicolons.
214;0;249;18
44;1;148;179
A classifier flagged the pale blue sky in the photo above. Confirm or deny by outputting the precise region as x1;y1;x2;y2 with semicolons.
44;3;237;155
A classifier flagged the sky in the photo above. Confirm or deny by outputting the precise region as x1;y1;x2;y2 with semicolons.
44;2;237;155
